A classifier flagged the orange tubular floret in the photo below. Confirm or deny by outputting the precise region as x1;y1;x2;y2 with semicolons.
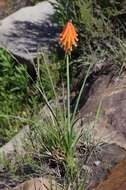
59;21;78;53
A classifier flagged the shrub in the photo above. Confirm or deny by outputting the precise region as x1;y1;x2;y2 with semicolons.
54;0;125;35
0;48;29;144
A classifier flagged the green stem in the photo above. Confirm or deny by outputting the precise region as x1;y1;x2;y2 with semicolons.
66;54;71;133
72;62;92;122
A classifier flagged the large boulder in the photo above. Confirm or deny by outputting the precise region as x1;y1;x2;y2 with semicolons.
0;0;59;61
78;68;126;189
80;71;126;149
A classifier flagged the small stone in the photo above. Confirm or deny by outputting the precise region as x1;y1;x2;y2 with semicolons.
94;161;101;166
11;177;62;190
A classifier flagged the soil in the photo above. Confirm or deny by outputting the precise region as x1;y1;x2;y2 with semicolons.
0;0;33;19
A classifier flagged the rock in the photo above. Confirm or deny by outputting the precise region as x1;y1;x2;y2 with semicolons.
80;72;126;149
87;143;126;189
0;0;59;61
78;70;126;188
7;177;61;190
93;160;126;190
0;125;30;158
94;161;101;167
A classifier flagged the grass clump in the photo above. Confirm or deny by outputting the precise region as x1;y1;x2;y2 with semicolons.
22;46;96;188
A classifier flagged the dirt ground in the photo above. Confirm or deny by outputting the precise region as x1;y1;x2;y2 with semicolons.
0;0;33;19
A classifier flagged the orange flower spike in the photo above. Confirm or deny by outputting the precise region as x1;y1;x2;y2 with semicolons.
60;23;69;40
59;21;78;53
70;24;78;42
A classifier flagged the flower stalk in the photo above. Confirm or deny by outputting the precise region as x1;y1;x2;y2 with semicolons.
60;20;78;135
66;54;70;133
59;21;79;178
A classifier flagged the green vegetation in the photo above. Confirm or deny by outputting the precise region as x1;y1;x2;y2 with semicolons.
0;51;97;189
54;0;125;35
0;49;60;145
54;0;125;58
0;48;29;144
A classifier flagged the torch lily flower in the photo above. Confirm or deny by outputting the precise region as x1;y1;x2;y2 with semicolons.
59;21;78;53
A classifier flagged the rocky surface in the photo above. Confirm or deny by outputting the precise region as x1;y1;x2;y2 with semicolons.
5;177;61;190
78;67;126;189
93;160;126;190
87;144;126;189
80;70;126;149
0;0;59;61
0;125;29;158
